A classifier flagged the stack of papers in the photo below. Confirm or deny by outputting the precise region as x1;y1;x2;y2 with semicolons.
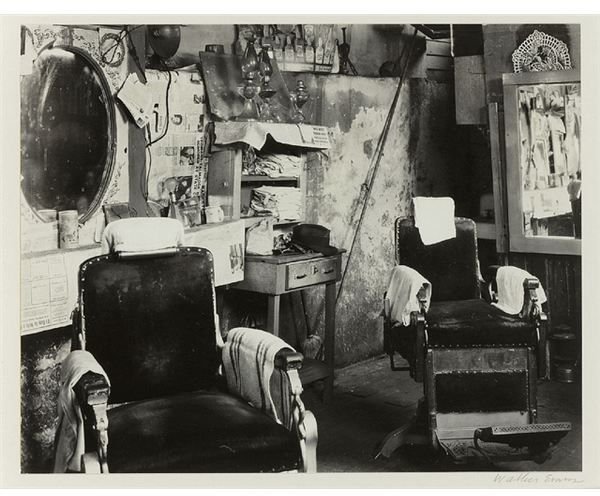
243;153;302;178
250;186;302;221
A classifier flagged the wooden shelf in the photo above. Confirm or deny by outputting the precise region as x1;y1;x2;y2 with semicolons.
241;175;299;183
21;243;100;260
242;216;301;228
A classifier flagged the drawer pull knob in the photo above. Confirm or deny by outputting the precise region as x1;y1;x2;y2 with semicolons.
295;274;307;280
323;269;334;274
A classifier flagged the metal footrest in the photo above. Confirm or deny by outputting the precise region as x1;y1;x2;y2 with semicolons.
475;422;571;448
436;422;572;464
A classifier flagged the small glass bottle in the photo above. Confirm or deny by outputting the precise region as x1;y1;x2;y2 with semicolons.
165;177;184;223
315;37;324;65
272;34;283;63
168;192;184;223
284;35;295;63
305;38;315;65
295;37;305;62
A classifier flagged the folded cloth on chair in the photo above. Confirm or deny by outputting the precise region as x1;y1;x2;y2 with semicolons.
101;217;184;254
413;196;456;245
386;265;431;326
222;327;298;429
492;265;547;315
53;350;110;473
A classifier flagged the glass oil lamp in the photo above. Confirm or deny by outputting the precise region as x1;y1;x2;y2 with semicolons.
258;46;278;122
236;38;260;121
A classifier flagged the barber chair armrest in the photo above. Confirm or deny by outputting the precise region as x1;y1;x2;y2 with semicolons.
274;348;304;371
273;349;317;473
483;266;546;318
74;371;110;473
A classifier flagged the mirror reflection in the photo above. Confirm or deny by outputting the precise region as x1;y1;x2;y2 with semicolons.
518;82;581;239
21;46;115;222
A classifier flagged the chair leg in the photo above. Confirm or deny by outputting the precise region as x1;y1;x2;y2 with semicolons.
374;399;430;459
373;417;429;459
81;452;101;473
299;410;318;473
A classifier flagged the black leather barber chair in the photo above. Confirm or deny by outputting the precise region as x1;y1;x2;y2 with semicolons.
376;217;570;464
65;246;316;473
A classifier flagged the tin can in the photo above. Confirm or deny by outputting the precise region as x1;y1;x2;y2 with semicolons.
58;210;79;249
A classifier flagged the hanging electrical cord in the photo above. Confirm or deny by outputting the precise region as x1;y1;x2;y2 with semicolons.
142;63;174;205
142;125;153;201
146;64;173;148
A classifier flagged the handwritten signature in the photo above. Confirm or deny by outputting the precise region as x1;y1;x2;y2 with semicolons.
494;473;584;484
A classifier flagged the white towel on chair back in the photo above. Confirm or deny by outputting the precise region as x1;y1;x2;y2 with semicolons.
413;196;456;245
386;265;431;326
492;265;547;315
222;327;295;428
54;350;110;473
101;217;184;253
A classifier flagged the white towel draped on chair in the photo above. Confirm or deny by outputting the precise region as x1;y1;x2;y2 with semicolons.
492;265;548;315
101;217;184;254
386;265;432;326
222;327;298;430
413;196;456;245
53;350;110;473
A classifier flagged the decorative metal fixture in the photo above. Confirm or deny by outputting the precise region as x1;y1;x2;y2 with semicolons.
512;30;572;73
289;80;309;124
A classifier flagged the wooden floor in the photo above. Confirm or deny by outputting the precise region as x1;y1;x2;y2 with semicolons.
302;355;582;472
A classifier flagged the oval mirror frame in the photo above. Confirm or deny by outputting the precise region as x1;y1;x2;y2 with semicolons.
21;43;117;225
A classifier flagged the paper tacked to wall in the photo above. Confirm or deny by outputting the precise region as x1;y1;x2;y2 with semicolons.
20;247;101;334
117;72;152;128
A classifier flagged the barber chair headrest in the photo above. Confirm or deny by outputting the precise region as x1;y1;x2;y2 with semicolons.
101;217;184;254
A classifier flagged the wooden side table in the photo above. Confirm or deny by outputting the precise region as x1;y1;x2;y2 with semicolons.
233;250;344;400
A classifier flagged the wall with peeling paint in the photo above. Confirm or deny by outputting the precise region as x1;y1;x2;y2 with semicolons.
282;75;454;366
21;328;71;473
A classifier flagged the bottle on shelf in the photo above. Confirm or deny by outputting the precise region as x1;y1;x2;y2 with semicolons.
273;34;284;63
295;37;305;63
165;177;184;224
315;37;324;65
305;39;315;66
304;25;315;66
284;35;295;64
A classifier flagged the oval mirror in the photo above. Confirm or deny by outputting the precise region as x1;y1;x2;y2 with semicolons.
21;45;116;224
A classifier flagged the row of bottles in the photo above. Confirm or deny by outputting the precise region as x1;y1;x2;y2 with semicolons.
235;25;337;66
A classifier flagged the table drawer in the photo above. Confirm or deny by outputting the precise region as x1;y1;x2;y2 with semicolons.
286;257;338;290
